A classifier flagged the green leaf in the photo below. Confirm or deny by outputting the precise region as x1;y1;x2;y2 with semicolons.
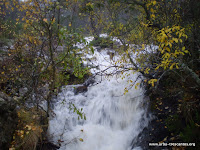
91;47;94;54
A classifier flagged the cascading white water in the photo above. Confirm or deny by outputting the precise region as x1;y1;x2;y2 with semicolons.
48;37;150;150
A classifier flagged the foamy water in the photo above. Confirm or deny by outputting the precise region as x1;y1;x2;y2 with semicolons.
48;36;151;150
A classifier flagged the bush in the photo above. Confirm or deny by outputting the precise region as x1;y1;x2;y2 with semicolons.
90;37;113;48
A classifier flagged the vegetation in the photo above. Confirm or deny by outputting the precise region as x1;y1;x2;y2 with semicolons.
90;36;114;48
0;0;199;149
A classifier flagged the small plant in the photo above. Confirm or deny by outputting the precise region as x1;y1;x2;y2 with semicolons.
69;103;86;120
165;114;182;134
10;108;47;150
90;37;113;48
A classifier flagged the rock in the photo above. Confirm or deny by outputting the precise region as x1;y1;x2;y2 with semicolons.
0;92;18;150
113;40;121;46
96;46;101;52
0;92;14;102
37;140;60;150
74;86;88;95
84;77;95;87
73;77;95;95
2;46;8;51
19;87;28;96
56;46;64;52
165;106;169;109
107;51;115;60
0;97;5;103
13;96;20;101
10;45;15;50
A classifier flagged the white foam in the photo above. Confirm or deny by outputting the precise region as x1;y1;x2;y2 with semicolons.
48;36;150;150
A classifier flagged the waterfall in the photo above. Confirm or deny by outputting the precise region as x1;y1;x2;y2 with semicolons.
48;37;150;150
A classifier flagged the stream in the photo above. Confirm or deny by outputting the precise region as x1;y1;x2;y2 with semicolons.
48;36;151;150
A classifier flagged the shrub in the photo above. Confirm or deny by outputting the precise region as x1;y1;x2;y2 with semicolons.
90;37;113;48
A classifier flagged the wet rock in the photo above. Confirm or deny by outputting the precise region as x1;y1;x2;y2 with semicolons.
134;86;181;150
74;85;88;95
84;77;95;86
107;51;115;60
37;140;60;150
96;46;101;52
74;77;95;95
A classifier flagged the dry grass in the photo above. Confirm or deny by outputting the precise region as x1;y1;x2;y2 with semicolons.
10;107;47;150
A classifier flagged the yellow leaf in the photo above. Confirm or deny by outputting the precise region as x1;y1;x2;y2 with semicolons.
135;85;138;89
176;63;179;69
169;63;175;70
169;43;172;48
151;14;155;18
79;138;83;142
144;68;150;74
148;79;157;87
25;125;32;130
166;47;170;52
184;50;189;53
174;38;178;43
142;44;145;49
20;130;24;135
32;126;36;131
43;18;48;23
155;66;160;70
136;83;140;86
52;18;55;24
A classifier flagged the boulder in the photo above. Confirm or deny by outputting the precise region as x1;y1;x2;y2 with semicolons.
74;85;88;95
37;140;60;150
0;92;18;149
84;77;95;87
